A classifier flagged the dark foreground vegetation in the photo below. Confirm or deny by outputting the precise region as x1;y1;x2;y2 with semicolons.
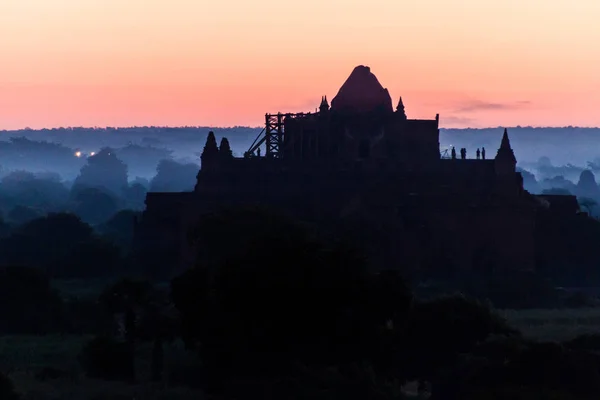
1;208;600;399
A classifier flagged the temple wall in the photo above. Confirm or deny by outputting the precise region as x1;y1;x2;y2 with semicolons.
425;205;536;273
141;173;536;274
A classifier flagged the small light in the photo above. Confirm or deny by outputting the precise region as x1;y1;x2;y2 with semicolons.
75;151;81;157
90;152;96;156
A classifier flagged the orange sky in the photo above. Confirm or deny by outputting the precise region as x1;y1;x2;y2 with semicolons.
1;0;599;130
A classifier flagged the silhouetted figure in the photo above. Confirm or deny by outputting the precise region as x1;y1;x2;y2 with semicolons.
451;147;456;160
460;148;466;160
482;147;486;160
476;148;481;160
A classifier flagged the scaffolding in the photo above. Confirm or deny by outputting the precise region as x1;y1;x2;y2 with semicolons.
245;112;312;158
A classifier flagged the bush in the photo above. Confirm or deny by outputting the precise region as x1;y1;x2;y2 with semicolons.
79;336;133;382
463;271;562;309
433;339;600;400
34;366;64;382
216;364;406;400
0;372;19;400
399;295;518;383
563;333;600;352
0;266;66;334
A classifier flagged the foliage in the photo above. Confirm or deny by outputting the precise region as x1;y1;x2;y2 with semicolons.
500;308;600;342
99;278;156;317
0;334;208;399
542;187;573;196
174;207;412;381
0;170;70;213
563;333;600;352
217;364;406;400
97;209;141;251
73;148;128;196
0;371;20;400
462;271;563;309
7;205;43;226
398;294;518;383
99;278;176;382
149;159;198;192
433;338;600;400
578;197;598;214
122;183;147;210
0;266;66;334
70;187;120;225
79;336;133;382
0;213;124;278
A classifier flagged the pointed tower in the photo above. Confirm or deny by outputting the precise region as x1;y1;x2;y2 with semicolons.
396;96;407;120
495;128;517;173
201;131;219;171
219;137;233;159
494;128;522;196
319;95;329;113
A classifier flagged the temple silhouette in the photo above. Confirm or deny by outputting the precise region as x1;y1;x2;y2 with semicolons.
134;65;580;276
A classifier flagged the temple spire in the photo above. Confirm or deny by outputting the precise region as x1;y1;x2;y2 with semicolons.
219;137;233;159
497;128;516;162
319;95;329;113
396;96;407;120
500;128;512;150
495;128;517;175
201;131;219;169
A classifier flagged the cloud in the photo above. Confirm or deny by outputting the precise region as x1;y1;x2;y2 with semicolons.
452;99;531;113
439;116;477;127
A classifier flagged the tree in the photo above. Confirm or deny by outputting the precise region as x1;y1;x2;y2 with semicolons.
0;266;66;334
98;209;141;251
0;213;122;278
0;170;70;211
542;188;572;196
73;147;128;196
172;207;412;381
99;278;174;382
122;183;147;210
398;295;518;391
149;159;198;192
578;197;598;215
70;187;120;225
0;372;19;400
6;205;42;226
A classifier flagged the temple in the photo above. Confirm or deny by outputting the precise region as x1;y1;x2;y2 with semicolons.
134;65;580;277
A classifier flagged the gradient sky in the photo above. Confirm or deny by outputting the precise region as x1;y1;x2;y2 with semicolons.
1;0;599;129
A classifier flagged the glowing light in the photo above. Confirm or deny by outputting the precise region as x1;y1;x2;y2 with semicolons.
75;151;81;157
90;151;96;156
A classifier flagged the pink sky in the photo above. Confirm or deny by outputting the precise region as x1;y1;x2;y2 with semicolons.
1;0;599;130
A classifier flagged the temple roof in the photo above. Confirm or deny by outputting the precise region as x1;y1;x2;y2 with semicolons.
496;128;517;164
330;65;394;114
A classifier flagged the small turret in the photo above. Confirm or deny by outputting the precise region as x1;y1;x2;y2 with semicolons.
219;137;233;159
495;128;517;174
201;131;219;170
494;128;522;195
396;96;407;120
319;96;329;113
